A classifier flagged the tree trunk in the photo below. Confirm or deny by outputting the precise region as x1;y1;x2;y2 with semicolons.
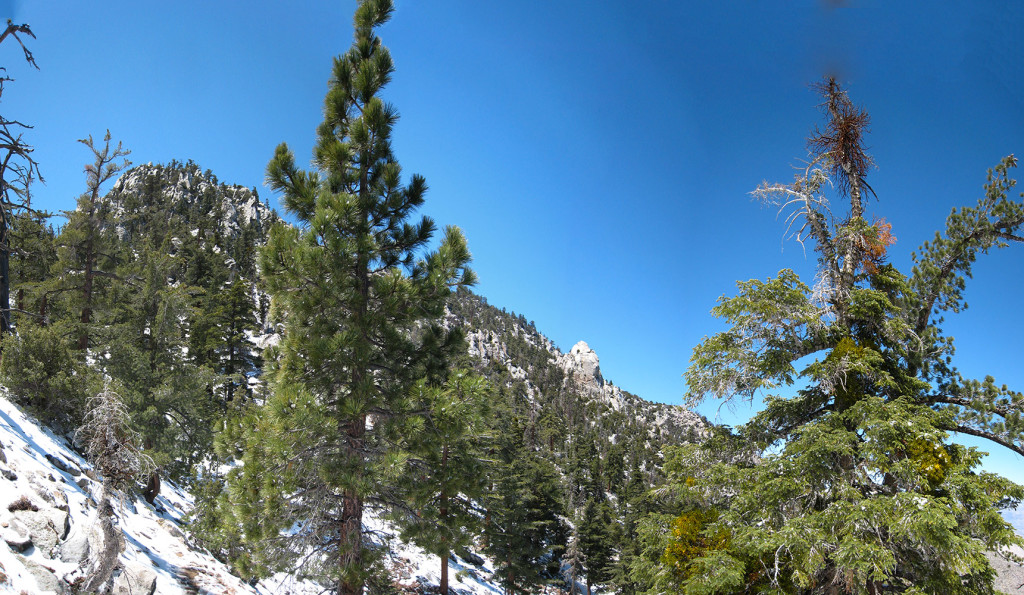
79;233;94;350
84;484;123;592
339;414;366;595
0;216;10;337
440;552;448;595
440;443;449;595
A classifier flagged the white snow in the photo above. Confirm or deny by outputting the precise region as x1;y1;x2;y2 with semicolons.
0;389;522;594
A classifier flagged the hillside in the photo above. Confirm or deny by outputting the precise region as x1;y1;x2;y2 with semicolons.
10;160;1022;593
0;389;534;594
447;289;706;448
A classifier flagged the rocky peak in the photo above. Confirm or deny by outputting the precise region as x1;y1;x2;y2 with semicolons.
564;341;604;389
108;161;274;239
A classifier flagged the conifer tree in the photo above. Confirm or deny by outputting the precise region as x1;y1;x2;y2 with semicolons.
401;371;490;595
190;277;260;402
106;239;220;479
563;528;585;595
8;210;55;321
675;78;1024;594
484;419;567;595
55;131;131;349
578;497;616;595
223;1;475;592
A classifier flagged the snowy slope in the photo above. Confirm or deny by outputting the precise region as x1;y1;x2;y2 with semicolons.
0;389;263;594
0;390;514;595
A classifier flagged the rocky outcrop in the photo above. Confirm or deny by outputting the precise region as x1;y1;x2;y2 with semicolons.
10;507;69;557
448;292;708;442
562;341;604;388
987;546;1024;595
112;560;158;595
109;162;273;240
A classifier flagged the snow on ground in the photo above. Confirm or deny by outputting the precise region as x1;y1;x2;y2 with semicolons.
0;389;262;594
0;390;515;594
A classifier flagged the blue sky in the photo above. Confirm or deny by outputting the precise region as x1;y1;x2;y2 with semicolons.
3;1;1022;487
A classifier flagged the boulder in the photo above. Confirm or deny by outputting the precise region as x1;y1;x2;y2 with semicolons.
112;561;158;595
12;508;69;557
988;546;1024;595
59;520;93;565
20;556;68;594
2;521;31;552
45;454;81;477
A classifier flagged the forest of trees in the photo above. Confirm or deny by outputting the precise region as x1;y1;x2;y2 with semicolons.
1;2;1022;595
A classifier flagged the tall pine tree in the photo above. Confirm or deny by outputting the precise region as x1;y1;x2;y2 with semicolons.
223;2;475;593
55;131;130;350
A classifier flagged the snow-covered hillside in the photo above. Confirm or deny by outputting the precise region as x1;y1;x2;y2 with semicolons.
0;392;510;595
0;389;262;594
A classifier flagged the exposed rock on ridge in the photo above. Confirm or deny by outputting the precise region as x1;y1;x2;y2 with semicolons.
449;291;707;442
108;161;273;239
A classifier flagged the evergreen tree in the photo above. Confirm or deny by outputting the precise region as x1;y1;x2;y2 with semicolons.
484;419;567;595
222;1;474;592
106;240;220;480
563;528;585;595
675;78;1024;594
55;131;131;349
578;497;616;595
8;210;56;322
400;371;490;595
190;277;260;402
0;322;89;428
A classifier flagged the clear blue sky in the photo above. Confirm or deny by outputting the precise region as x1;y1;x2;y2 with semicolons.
3;2;1022;494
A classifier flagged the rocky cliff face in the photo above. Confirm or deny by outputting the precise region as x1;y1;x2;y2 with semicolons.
107;161;274;240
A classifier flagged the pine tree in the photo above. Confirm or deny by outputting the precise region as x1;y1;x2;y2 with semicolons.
223;1;475;592
55;131;131;349
400;371;491;595
190;277;260;402
563;528;585;595
484;419;567;595
578;497;616;595
676;78;1024;594
8;210;56;322
105;239;220;479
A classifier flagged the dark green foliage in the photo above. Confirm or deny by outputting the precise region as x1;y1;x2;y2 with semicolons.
54;131;130;350
399;371;491;595
484;418;568;594
673;79;1024;594
8;211;56;325
217;2;475;592
104;242;221;479
446;288;705;593
0;322;91;429
190;278;260;402
578;497;617;594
